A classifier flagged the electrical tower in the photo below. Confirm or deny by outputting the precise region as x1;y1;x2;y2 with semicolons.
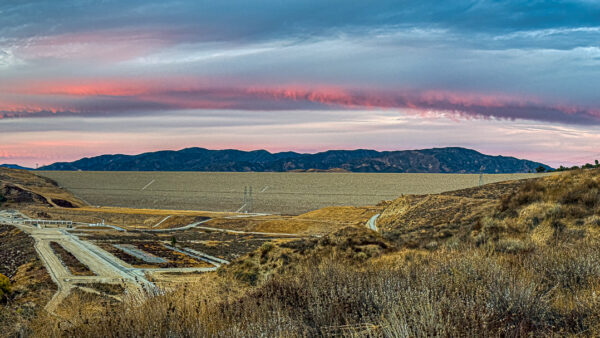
242;186;254;213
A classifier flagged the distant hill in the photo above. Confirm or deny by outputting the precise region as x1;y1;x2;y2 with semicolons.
38;147;552;173
0;164;31;170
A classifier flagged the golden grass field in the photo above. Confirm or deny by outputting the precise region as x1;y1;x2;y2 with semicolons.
37;171;549;214
6;166;600;336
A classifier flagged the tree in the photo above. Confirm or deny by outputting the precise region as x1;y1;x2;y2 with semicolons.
0;273;10;301
536;166;546;173
596;160;599;168
171;236;177;247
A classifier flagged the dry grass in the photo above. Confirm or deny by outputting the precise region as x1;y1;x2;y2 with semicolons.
7;168;600;337
251;206;382;234
31;239;600;337
20;206;221;230
378;169;600;250
0;168;86;208
0;250;56;336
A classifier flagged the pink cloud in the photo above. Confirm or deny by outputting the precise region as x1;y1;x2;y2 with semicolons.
2;78;600;125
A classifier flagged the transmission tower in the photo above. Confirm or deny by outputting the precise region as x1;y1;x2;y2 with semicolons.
241;186;253;213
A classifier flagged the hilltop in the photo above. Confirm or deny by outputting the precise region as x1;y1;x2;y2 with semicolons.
39;147;551;173
0;168;86;209
0;164;32;170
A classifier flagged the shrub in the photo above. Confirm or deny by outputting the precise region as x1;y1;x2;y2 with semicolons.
495;238;533;254
424;241;439;251
517;202;562;231
499;180;545;213
529;245;600;291
585;215;600;227
0;273;10;301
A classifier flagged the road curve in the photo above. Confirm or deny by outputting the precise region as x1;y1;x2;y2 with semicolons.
367;214;380;232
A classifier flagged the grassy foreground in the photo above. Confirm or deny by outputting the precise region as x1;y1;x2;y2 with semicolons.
5;169;600;336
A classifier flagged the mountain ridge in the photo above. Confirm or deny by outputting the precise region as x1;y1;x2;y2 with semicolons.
0;164;32;170
38;147;551;173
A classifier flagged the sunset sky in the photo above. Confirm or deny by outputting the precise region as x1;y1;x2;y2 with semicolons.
1;0;600;167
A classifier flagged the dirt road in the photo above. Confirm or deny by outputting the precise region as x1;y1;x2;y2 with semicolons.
366;214;380;231
0;210;213;314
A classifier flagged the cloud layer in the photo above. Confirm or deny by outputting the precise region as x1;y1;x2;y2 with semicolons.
1;0;600;165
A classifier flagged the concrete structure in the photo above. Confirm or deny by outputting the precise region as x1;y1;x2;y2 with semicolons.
20;219;73;228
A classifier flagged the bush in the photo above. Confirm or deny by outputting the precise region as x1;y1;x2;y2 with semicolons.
585;215;600;227
0;273;11;301
529;245;600;291
495;238;533;254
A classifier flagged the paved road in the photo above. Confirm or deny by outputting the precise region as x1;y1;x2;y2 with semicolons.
366;214;380;232
140;218;211;232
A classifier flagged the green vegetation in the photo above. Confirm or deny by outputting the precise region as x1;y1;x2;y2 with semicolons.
0;273;10;301
556;160;600;172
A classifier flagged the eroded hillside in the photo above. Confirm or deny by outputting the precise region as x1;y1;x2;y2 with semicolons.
0;168;86;209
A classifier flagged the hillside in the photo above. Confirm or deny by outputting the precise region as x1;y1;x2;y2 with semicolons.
0;164;32;170
377;168;600;250
3;167;600;336
38;168;600;337
0;168;87;208
39;147;551;173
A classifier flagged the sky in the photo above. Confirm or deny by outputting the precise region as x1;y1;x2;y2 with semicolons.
1;0;600;168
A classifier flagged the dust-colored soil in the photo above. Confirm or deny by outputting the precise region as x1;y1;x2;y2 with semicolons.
253;206;382;234
20;206;219;230
75;283;125;296
49;242;95;276
0;225;57;336
136;242;212;268
96;243;154;268
0;224;38;278
0;168;86;208
37;171;550;214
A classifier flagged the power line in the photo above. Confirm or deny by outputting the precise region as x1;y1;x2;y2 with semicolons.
64;186;401;197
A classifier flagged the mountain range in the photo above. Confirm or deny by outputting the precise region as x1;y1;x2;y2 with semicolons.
38;147;551;173
0;164;32;170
